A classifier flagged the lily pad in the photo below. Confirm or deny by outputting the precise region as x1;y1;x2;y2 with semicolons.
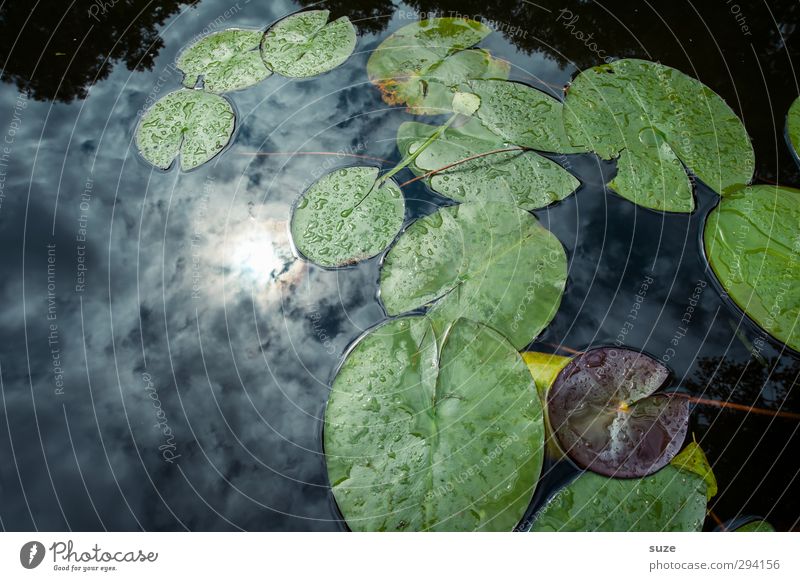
135;89;235;171
735;520;775;532
397;119;579;210
260;10;356;78
531;442;713;531
380;202;567;350
176;28;271;93
367;18;509;114
704;184;800;352
290;166;405;268
547;347;689;477
787;97;800;162
564;58;754;210
466;80;587;153
325;316;544;531
521;351;572;399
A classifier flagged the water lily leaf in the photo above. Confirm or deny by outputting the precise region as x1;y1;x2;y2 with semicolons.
704;184;800;352
670;440;718;500
735;520;775;532
547;347;689;477
135;89;235;171
367;18;509;114
466;79;587;153
564;58;754;209
397;119;579;210
176;28;271;93
260;10;356;78
290;166;405;268
380;202;567;350
530;443;713;531
522;351;572;399
325;316;544;531
452;91;480;116
787;97;800;161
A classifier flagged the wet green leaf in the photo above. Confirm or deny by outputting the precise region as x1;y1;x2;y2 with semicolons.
260;10;356;78
380;202;567;350
564;59;754;210
325;316;544;531
670;441;718;500
397;119;579;210
786;97;800;161
521;351;571;399
704;184;800;352
290;166;405;268
135;89;235;171
452;91;480;116
367;18;509;114
176;28;271;93
547;347;689;477
735;520;775;532
531;444;713;531
466;80;587;153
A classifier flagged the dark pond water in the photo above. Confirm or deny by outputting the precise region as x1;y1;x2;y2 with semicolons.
1;0;799;531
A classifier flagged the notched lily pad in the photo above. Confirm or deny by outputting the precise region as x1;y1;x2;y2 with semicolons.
466;79;587;153
531;442;714;531
135;89;235;171
564;58;754;210
380;202;567;350
325;316;544;531
704;184;800;352
547;347;689;477
367;18;509;114
260;10;356;78
176;28;271;93
397;119;579;210
290;166;405;268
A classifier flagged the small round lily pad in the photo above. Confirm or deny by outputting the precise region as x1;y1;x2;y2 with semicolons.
261;10;356;78
176;28;272;93
135;89;235;171
290;166;405;268
547;347;689;477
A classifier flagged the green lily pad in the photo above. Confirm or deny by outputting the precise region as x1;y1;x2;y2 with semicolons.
704;184;800;352
176;28;272;93
135;89;235;171
564;58;754;210
367;18;509;114
547;347;689;477
260;10;356;78
786;97;800;162
531;442;714;531
735;520;775;532
325;316;544;531
466;80;587;153
380;202;567;350
290;166;405;268
397;119;579;210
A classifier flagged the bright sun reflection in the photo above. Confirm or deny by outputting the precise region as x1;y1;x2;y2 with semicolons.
230;225;288;285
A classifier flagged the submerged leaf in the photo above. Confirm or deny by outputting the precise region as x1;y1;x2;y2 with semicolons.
176;28;271;93
325;316;545;531
261;10;356;78
735;520;775;532
367;18;509;114
135;89;235;171
564;59;754;210
547;347;689;477
380;202;567;350
704;184;800;352
531;443;714;531
467;79;586;153
397;119;579;210
290;166;405;268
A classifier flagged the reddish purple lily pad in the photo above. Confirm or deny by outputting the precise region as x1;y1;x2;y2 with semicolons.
547;347;689;478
